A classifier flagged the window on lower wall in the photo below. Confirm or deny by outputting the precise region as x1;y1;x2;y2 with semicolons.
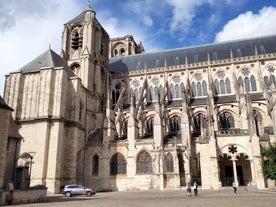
136;150;152;174
110;153;127;175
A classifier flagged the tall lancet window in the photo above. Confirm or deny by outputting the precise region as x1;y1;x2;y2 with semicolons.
238;68;257;92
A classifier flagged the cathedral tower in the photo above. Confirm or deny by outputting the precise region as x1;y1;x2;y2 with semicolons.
61;3;109;94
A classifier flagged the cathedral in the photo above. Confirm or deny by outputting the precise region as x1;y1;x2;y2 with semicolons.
3;4;276;193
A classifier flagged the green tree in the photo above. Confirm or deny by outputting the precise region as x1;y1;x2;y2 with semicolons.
261;144;276;180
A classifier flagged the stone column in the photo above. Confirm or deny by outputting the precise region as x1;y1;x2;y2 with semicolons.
232;158;239;187
249;160;256;186
159;152;164;190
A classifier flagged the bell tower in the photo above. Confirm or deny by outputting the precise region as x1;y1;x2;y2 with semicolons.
61;3;109;94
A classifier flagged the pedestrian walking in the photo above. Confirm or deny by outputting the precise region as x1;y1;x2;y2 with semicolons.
193;182;198;196
232;182;237;193
186;182;192;197
218;180;222;193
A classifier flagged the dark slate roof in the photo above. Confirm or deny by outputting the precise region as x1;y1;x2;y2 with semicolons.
17;49;75;77
0;95;13;111
8;116;23;139
66;4;93;24
109;34;276;73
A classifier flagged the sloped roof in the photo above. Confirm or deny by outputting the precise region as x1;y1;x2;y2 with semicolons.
66;4;93;24
0;95;13;111
8;116;23;139
17;49;75;77
109;34;276;74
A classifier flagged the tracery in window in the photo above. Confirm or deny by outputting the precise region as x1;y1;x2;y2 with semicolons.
214;70;231;95
238;68;257;92
263;65;276;90
110;152;127;175
136;150;152;174
191;73;207;97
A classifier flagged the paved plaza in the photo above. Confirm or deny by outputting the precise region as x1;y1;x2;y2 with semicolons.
4;187;276;207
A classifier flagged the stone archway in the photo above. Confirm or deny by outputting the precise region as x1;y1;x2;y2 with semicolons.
218;145;252;186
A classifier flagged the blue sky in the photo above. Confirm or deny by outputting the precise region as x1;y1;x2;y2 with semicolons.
1;0;276;96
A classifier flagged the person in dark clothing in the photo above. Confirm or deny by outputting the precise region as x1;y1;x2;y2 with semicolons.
232;182;237;193
186;182;192;197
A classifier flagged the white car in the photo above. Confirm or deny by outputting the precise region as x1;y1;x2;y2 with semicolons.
63;185;96;197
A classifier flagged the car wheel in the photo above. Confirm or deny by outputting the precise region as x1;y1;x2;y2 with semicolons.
86;192;92;196
65;192;71;197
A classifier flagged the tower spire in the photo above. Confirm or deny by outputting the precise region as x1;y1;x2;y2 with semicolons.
87;0;91;9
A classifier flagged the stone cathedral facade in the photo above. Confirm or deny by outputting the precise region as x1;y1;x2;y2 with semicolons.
3;5;276;193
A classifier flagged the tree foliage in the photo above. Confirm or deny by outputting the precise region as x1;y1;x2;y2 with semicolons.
261;144;276;180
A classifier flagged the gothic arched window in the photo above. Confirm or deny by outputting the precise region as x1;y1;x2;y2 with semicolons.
146;117;154;133
170;84;175;99
238;68;257;92
192;82;196;97
244;77;250;92
250;75;257;91
165;153;174;173
175;84;180;98
197;82;202;96
214;71;232;95
92;155;99;176
112;83;121;105
219;112;235;129
202;80;207;95
170;115;181;132
193;113;207;134
170;84;181;99
191;73;207;97
226;78;231;93
136;151;152;174
110;153;127;175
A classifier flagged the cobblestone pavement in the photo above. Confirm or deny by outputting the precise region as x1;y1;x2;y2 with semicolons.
4;187;276;207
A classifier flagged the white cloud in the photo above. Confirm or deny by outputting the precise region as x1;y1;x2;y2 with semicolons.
165;0;221;39
143;15;153;27
0;0;82;96
215;6;276;42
